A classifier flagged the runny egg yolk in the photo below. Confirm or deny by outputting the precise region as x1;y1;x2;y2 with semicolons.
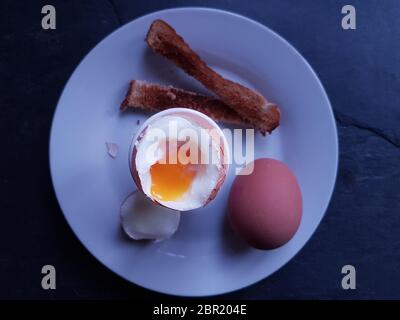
150;148;197;202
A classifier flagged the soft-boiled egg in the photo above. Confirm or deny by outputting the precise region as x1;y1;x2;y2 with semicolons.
130;109;229;211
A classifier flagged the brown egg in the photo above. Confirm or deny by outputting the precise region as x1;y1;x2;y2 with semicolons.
228;158;302;250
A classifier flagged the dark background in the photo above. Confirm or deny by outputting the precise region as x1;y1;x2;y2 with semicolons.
1;0;399;299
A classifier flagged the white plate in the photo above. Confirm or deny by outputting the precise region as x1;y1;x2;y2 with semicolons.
49;8;338;296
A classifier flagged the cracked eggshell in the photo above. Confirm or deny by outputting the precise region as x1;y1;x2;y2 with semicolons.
120;191;181;241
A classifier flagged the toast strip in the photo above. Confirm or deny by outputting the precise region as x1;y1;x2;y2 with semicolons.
146;19;280;134
121;80;249;125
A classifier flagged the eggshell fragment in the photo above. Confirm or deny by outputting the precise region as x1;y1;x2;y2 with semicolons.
106;142;119;158
120;191;181;241
228;158;302;250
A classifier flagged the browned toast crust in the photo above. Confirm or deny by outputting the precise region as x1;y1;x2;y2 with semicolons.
146;19;280;134
121;80;248;125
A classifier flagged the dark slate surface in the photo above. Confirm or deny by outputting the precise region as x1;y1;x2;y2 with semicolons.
0;0;399;299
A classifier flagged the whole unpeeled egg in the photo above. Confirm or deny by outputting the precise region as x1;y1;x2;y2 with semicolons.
228;158;302;250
